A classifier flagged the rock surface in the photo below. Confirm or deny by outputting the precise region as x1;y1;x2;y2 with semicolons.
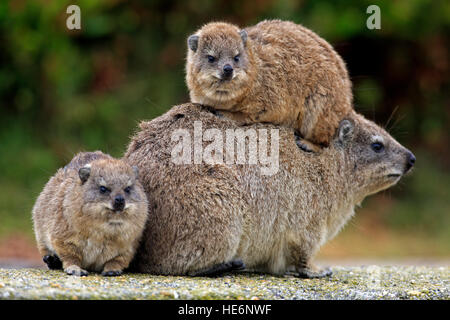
0;266;448;300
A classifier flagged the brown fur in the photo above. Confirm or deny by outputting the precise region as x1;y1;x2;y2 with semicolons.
186;20;353;146
32;151;148;276
124;104;414;276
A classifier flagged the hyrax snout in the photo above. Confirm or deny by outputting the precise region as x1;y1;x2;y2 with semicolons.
32;151;148;276
125;104;414;277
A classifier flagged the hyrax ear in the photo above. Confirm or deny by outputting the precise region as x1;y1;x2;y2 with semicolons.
132;166;139;179
239;30;248;46
337;119;354;145
187;34;199;52
78;165;91;184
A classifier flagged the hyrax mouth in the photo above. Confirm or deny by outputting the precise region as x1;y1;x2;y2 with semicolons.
103;206;125;216
387;173;402;178
108;220;123;226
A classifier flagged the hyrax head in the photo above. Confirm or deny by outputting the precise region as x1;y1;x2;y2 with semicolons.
187;22;253;104
77;159;146;221
333;113;416;200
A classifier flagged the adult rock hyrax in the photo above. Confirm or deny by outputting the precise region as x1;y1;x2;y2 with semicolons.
125;103;415;277
32;151;148;276
186;20;353;146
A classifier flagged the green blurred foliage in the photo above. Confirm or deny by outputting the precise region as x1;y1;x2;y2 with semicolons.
0;0;449;255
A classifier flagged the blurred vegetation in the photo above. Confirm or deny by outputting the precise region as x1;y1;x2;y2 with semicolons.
0;0;449;257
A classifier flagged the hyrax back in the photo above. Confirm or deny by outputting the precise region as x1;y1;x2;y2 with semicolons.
125;103;415;276
186;20;353;146
32;151;148;276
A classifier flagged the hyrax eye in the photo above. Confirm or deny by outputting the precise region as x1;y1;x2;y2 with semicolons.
124;186;132;194
371;142;384;152
234;55;240;62
99;186;110;194
207;55;215;63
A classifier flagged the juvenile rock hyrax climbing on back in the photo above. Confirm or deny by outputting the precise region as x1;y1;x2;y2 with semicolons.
186;20;353;146
125;103;415;277
32;151;148;276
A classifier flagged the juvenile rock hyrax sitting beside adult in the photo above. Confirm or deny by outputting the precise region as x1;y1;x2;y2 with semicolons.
186;20;353;147
125;103;415;277
32;151;148;276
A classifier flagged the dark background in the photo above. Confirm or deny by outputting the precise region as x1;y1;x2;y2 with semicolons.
0;0;448;263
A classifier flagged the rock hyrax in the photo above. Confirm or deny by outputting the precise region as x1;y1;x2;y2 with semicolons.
186;20;353;146
32;151;148;276
125;104;415;277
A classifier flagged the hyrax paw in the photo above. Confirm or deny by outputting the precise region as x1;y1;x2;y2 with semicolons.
43;255;63;270
65;265;89;277
101;270;123;277
230;259;245;271
296;267;332;279
294;133;321;153
189;259;246;277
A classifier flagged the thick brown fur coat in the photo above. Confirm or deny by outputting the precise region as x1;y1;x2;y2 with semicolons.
186;20;353;146
32;151;148;276
124;104;414;276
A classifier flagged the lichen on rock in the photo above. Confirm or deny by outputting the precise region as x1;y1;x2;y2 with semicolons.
0;266;448;300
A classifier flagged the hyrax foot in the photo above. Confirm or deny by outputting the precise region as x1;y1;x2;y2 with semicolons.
204;106;223;118
294;133;321;153
65;265;89;277
296;140;314;153
296;267;332;279
189;259;245;277
101;270;123;277
43;255;63;270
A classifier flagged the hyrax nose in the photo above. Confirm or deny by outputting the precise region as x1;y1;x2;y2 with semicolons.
113;195;125;212
405;151;416;173
222;64;233;78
